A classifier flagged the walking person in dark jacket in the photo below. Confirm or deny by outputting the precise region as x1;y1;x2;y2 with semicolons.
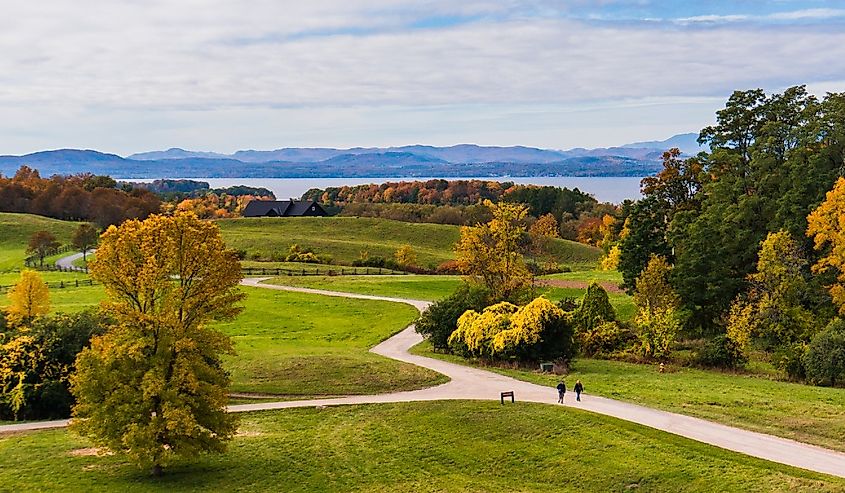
574;380;584;401
556;381;566;404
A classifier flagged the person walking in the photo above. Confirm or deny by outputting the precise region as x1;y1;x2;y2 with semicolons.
574;380;584;402
556;381;566;404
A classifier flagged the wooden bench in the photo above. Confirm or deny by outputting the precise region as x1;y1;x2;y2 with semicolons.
500;391;514;404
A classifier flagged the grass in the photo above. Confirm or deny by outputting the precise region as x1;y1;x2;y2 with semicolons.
411;341;845;453
545;268;624;283
1;401;842;492
213;286;446;397
0;212;85;271
263;275;637;320
0;271;105;313
217;216;600;268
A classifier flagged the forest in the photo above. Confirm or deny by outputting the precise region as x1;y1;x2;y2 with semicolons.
614;86;845;381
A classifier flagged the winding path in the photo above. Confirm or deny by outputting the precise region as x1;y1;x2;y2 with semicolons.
3;276;845;479
55;251;89;272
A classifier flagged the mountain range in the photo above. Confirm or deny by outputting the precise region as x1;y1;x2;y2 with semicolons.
0;133;705;179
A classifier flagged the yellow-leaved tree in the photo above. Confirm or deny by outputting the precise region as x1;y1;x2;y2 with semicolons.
5;270;50;323
70;212;244;476
394;244;417;268
455;200;532;301
808;177;845;314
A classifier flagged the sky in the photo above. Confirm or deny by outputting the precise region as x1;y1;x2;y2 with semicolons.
2;0;845;155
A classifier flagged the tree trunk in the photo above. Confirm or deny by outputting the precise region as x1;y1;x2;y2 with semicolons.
152;464;163;477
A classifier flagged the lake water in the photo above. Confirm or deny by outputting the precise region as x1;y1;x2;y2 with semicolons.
132;177;644;203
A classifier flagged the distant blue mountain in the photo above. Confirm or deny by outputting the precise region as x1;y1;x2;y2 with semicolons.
3;134;702;178
621;132;707;154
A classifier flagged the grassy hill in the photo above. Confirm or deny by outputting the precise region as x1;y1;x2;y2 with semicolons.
0;213;85;271
2;402;842;491
217;217;600;268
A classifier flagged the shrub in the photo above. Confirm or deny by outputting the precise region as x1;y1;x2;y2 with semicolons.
0;310;106;420
415;284;491;351
695;335;747;369
636;308;682;361
284;244;330;264
449;301;518;358
448;297;575;362
803;319;845;386
773;342;807;381
435;260;461;275
579;321;636;357
574;282;615;333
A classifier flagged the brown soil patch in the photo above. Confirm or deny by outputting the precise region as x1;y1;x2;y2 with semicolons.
69;447;111;457
535;279;624;294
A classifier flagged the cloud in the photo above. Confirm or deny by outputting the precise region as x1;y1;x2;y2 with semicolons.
0;1;844;153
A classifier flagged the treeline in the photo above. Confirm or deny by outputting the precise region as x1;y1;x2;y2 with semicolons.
303;179;613;241
615;86;845;381
0;166;160;227
124;179;275;200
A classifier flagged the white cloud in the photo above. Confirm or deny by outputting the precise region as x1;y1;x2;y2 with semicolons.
0;1;843;153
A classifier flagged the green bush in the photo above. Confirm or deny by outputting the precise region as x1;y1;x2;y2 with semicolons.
773;342;808;381
636;308;682;361
415;284;491;351
0;310;106;420
579;321;636;357
695;335;747;369
574;282;616;333
803;319;845;386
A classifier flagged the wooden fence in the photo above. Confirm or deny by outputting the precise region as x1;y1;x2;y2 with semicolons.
0;278;97;294
240;266;405;277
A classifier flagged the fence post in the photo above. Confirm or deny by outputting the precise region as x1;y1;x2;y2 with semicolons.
75;280;79;287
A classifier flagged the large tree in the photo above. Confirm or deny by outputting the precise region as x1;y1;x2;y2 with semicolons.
26;231;60;267
70;212;244;476
808;177;845;314
455;200;532;302
71;223;99;262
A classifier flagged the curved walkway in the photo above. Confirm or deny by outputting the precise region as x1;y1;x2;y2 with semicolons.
55;251;89;272
3;276;845;479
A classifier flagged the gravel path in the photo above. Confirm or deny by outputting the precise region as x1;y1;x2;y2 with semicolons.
3;274;844;478
55;251;89;272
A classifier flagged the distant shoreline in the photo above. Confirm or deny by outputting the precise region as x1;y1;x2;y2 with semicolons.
124;176;645;204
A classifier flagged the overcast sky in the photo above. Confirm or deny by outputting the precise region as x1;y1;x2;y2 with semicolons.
2;0;844;155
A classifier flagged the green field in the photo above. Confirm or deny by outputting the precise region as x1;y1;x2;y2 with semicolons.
213;287;445;397
217;216;600;268
262;275;637;320
412;342;845;453
0;271;105;313
1;401;841;492
0;213;86;271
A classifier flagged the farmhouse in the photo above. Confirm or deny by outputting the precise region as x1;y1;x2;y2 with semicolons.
242;199;328;217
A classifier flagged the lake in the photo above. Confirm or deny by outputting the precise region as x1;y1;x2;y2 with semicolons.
132;177;644;203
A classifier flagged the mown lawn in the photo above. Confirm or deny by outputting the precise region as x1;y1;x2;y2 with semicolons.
213;287;446;396
263;275;637;320
217;216;601;268
411;341;845;453
0;212;86;271
0;271;105;313
1;401;841;492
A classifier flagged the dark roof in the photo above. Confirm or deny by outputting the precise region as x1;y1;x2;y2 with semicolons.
242;199;326;217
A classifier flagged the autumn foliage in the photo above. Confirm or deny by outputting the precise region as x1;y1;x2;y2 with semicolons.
5;270;50;323
455;200;533;302
448;297;574;361
0;166;160;227
71;212;243;475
